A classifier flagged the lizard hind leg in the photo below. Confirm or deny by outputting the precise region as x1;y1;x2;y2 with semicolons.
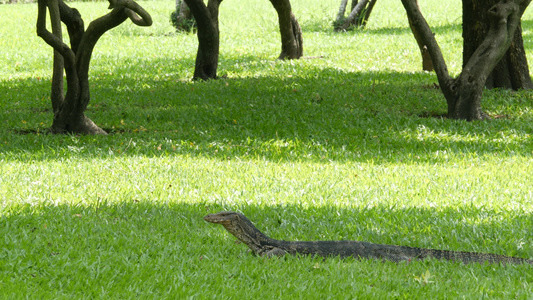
264;248;288;257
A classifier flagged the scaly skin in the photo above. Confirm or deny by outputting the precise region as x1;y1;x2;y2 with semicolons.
204;211;533;265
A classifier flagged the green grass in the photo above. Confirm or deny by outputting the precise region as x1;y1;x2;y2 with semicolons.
1;0;533;298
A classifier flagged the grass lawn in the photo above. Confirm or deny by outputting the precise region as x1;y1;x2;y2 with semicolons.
1;0;533;298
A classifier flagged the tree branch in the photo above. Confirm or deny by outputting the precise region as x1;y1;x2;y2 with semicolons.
77;0;152;77
339;0;369;31
36;0;76;65
400;0;454;98
336;0;349;24
48;0;65;113
58;0;85;54
123;0;153;26
75;0;150;112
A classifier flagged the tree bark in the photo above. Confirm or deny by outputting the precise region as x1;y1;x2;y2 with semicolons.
401;0;530;121
37;0;152;134
269;0;303;60
184;0;222;80
336;0;350;26
463;0;533;90
407;0;433;71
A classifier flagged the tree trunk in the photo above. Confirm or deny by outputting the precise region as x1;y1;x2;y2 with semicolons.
335;0;350;26
171;0;195;32
184;0;222;80
463;0;533;90
177;0;190;20
335;0;377;31
401;0;531;121
37;0;152;134
269;0;303;60
50;0;64;114
406;0;433;71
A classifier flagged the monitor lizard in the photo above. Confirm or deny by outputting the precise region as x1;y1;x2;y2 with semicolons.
204;211;532;265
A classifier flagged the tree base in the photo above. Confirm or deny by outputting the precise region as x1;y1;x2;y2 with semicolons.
51;114;107;135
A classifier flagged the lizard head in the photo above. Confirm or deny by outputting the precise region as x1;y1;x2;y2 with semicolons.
204;211;271;254
204;211;242;225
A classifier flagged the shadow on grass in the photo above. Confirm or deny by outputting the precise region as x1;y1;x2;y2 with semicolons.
2;200;532;266
299;21;461;35
300;17;533;52
1;56;533;163
2;188;532;297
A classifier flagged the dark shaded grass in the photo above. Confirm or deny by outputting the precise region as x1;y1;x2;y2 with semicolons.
1;201;532;298
2;58;533;163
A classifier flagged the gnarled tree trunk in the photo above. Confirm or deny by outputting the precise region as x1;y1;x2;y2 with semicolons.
269;0;303;59
463;0;533;90
184;0;222;80
37;0;152;134
402;0;531;121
